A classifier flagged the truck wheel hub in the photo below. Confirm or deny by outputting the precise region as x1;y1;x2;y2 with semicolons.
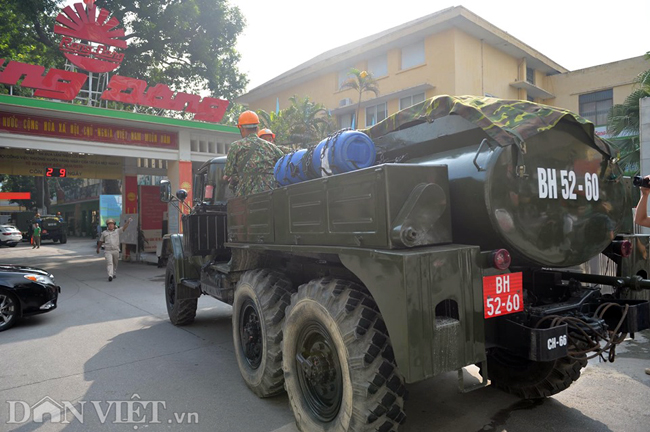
240;301;262;368
295;322;342;422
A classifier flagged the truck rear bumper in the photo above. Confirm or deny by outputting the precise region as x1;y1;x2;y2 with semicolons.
338;244;486;384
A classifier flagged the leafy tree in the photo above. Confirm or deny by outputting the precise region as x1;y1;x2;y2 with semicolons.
0;175;38;209
95;0;248;102
0;0;64;96
607;54;650;175
1;0;248;105
339;68;380;127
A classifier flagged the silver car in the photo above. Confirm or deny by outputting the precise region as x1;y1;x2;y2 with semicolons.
0;225;22;247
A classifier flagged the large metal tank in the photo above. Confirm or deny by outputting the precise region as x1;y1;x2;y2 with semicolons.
370;97;628;267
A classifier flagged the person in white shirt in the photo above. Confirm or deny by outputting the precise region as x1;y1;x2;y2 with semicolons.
96;217;132;281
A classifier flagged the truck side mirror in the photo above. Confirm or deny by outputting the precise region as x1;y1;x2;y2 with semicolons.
160;180;172;203
176;189;188;202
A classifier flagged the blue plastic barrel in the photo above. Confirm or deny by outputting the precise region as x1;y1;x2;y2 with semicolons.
274;149;309;186
310;130;376;178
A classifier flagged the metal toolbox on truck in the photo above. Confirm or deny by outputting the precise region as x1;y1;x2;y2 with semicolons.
227;163;452;249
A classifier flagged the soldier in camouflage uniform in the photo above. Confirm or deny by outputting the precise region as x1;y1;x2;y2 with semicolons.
224;111;285;197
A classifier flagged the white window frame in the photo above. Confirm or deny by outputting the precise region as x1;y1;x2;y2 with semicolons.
401;40;425;70
399;92;426;110
338;69;353;90
365;102;387;127
367;54;388;78
338;113;354;129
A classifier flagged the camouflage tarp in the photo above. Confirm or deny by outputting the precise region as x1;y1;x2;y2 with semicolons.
364;95;612;157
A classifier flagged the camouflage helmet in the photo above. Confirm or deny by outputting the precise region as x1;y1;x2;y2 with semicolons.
106;219;116;225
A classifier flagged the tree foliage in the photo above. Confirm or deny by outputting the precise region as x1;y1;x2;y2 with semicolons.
607;54;650;175
0;0;248;102
339;68;380;127
257;95;336;147
94;0;248;101
0;0;64;96
0;175;39;209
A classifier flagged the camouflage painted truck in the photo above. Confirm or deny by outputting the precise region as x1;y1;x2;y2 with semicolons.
28;214;67;244
160;95;650;431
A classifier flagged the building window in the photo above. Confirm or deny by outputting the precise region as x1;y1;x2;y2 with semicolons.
366;102;387;127
399;92;426;110
526;67;535;84
579;89;613;126
338;69;353;90
338;113;354;129
401;40;425;70
368;54;387;78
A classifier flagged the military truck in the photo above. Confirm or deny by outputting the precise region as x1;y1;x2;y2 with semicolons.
28;214;67;244
160;96;650;431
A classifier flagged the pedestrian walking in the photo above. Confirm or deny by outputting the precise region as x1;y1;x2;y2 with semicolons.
96;217;132;281
32;223;41;249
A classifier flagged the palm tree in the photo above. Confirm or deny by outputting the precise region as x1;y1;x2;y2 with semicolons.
259;95;335;147
607;61;650;175
339;68;380;128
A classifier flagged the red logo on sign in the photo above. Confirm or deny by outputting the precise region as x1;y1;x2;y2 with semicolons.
54;1;126;73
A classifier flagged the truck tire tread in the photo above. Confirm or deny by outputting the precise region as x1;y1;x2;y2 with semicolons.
233;268;294;398
486;348;587;399
283;278;406;432
165;257;197;326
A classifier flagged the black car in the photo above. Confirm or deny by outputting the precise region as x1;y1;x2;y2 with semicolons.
0;265;60;331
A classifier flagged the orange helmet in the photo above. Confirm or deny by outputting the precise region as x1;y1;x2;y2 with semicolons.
237;110;259;129
258;128;275;140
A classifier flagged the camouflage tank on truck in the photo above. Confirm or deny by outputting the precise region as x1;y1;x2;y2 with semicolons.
160;95;650;431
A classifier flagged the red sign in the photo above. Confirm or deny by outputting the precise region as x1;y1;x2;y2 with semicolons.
0;192;31;200
139;185;168;230
54;2;126;73
0;60;230;123
483;272;523;319
0;111;178;149
102;75;229;123
123;176;138;214
0;60;87;101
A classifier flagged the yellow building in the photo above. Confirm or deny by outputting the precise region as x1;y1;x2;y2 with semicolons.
236;6;647;134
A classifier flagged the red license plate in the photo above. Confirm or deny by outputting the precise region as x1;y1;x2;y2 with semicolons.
483;272;523;319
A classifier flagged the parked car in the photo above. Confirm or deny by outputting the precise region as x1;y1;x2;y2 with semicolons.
0;225;22;247
0;265;60;331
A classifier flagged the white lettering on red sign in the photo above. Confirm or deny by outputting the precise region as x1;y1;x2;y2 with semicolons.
483;272;523;319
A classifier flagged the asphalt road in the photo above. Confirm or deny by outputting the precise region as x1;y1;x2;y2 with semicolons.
0;238;648;432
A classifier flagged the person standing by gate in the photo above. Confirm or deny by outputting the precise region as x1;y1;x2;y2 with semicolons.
96;217;132;281
32;223;41;249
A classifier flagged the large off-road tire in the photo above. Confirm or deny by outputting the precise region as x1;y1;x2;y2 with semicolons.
283;278;407;432
165;256;197;326
60;233;67;244
486;348;587;399
8;243;17;247
232;269;294;397
0;291;20;332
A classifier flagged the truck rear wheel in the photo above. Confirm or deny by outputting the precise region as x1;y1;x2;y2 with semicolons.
60;233;67;244
232;269;293;397
283;278;406;432
165;257;197;325
486;348;587;399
